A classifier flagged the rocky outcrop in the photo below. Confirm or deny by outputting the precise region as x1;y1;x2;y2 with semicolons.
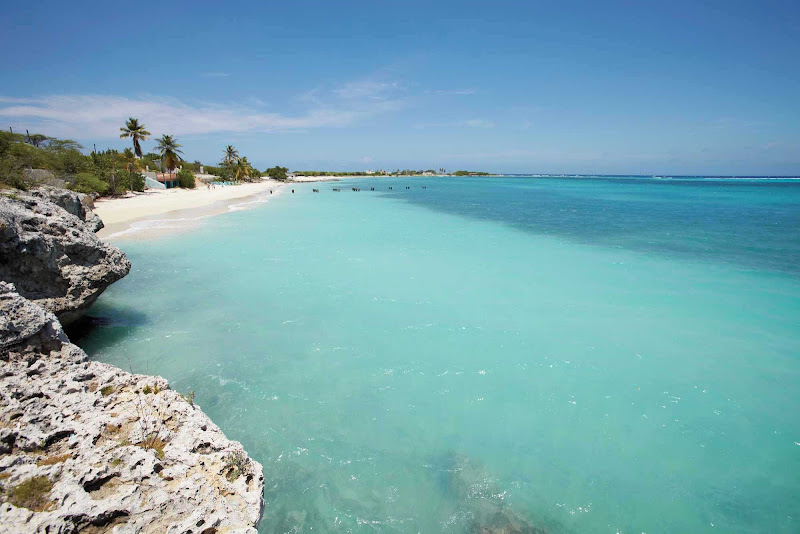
0;190;265;532
28;186;104;233
0;282;265;533
0;188;127;324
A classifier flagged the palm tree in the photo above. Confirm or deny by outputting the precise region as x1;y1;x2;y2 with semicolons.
120;148;139;171
234;156;250;182
155;134;184;174
222;145;239;166
119;118;151;157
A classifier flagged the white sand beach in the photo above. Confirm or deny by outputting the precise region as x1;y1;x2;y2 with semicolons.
92;175;399;239
94;179;285;238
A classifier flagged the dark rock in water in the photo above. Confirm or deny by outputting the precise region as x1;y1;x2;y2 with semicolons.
0;188;129;324
471;510;547;534
441;453;547;534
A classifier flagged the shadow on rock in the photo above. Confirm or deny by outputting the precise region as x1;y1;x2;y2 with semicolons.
64;307;149;348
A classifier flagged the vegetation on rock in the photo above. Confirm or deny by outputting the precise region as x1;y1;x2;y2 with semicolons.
9;476;54;512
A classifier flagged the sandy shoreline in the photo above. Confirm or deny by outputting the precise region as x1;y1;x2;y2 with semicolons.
94;179;285;239
93;175;404;240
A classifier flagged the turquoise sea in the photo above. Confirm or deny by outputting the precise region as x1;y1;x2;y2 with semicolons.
76;176;800;533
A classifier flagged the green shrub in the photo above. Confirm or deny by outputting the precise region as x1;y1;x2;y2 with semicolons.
0;161;28;190
114;169;145;193
131;171;145;192
70;172;109;195
224;450;249;481
181;390;195;405
265;166;288;181
177;168;195;189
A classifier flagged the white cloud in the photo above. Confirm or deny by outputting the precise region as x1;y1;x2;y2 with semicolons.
0;80;408;140
427;88;477;96
463;119;495;128
413;118;497;130
334;80;401;101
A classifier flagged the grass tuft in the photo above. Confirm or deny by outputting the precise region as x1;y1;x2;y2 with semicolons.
136;435;165;460
224;450;249;482
36;453;71;466
181;390;195;406
10;476;53;511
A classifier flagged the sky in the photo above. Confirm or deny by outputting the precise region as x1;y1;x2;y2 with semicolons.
1;0;799;175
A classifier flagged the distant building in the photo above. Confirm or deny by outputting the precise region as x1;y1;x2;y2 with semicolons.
155;172;179;188
142;171;166;190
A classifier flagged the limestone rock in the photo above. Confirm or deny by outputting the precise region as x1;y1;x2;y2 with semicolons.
0;189;129;324
0;286;265;533
0;281;67;356
28;186;104;232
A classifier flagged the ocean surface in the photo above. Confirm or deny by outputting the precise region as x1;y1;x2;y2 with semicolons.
77;176;800;533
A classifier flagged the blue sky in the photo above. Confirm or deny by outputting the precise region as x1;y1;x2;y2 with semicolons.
1;0;798;174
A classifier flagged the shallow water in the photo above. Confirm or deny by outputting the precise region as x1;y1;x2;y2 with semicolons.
78;176;800;533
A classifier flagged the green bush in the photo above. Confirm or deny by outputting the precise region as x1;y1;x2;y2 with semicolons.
0;160;28;190
177;168;195;189
114;169;145;193
179;160;202;173
131;171;145;192
70;172;109;195
53;149;91;175
265;166;288;181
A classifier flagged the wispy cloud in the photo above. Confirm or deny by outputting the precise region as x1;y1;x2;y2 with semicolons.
0;80;408;139
200;72;231;77
334;80;402;101
462;119;495;128
438;148;672;163
0;95;353;138
426;88;477;96
414;118;496;129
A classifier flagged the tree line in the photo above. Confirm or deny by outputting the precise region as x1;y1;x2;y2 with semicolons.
0;117;279;195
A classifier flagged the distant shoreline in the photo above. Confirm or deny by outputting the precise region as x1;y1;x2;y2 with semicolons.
94;175;397;240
